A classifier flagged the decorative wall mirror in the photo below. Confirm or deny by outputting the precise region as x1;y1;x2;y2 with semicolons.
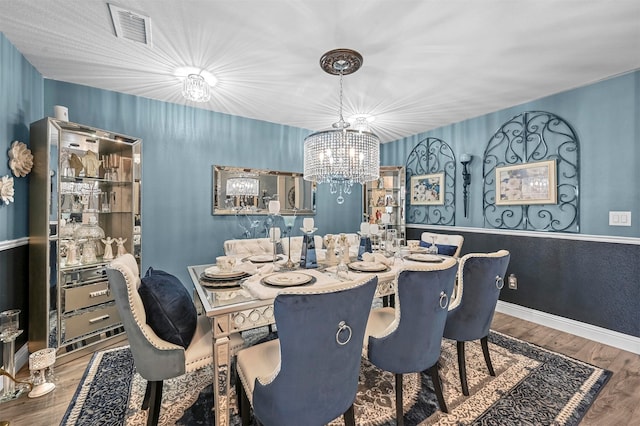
212;165;316;215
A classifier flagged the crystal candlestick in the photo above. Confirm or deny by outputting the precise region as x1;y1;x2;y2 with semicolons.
1;309;30;403
282;214;297;270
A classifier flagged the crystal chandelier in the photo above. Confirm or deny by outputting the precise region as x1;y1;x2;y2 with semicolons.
303;49;380;204
226;177;259;197
182;74;211;102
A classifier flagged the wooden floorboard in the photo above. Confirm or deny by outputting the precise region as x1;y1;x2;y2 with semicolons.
1;312;639;425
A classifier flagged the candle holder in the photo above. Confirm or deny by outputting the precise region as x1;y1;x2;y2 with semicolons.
28;348;56;398
282;212;297;270
357;222;373;260
299;227;318;269
1;309;31;403
269;226;282;272
460;153;473;218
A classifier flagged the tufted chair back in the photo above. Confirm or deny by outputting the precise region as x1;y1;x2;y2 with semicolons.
420;231;464;257
364;258;458;421
236;275;378;426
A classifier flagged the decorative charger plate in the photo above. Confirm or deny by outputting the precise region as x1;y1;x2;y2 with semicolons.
199;275;243;288
261;272;316;287
348;261;389;272
203;266;248;280
405;253;444;263
247;254;282;263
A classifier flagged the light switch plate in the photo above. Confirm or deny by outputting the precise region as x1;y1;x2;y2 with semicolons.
609;211;632;226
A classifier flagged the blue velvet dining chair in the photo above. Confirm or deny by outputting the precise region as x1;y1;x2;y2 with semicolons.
107;254;243;426
235;275;378;426
443;249;511;396
364;258;458;425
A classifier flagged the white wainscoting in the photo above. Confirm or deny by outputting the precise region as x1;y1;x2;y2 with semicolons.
496;301;640;355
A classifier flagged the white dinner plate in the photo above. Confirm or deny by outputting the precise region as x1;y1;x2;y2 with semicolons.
262;272;315;287
248;254;281;263
348;261;389;272
405;253;443;263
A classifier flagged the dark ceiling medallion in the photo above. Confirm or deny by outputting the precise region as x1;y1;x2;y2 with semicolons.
319;48;363;76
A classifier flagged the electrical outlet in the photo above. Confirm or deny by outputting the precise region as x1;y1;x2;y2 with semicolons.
508;274;518;290
609;211;632;226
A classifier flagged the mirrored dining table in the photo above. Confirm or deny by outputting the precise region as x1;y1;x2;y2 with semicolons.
187;251;454;426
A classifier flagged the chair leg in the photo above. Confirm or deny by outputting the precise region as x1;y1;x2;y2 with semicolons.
395;373;404;426
428;364;448;413
456;341;469;396
481;335;496;376
238;375;251;426
142;381;152;410
146;380;163;426
343;404;356;426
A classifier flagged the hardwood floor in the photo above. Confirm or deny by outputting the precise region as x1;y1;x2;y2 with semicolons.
1;312;639;425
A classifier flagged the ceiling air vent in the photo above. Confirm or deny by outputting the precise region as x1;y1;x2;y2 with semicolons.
108;3;152;46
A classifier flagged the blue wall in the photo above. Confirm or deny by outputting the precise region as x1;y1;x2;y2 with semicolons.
0;34;42;241
43;80;363;284
0;33;42;353
382;71;640;238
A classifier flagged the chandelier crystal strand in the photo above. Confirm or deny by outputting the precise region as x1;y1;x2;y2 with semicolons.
303;49;380;204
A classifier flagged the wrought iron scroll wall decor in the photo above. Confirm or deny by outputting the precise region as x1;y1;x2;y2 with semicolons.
482;111;580;232
405;137;456;226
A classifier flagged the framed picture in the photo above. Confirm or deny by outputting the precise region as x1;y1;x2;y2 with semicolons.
410;173;445;205
495;159;557;205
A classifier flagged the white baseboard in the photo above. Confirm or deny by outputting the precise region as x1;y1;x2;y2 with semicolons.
16;343;29;372
496;301;640;355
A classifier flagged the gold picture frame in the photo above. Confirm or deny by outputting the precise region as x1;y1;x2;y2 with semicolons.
410;173;444;205
495;160;557;205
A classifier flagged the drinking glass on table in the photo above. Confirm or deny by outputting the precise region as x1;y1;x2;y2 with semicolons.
335;246;349;280
385;229;397;256
369;224;380;252
426;236;438;254
387;237;403;264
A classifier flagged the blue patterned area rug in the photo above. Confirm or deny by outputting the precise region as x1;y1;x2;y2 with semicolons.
60;331;610;425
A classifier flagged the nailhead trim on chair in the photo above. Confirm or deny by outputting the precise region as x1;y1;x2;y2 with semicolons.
448;250;510;311
363;258;458;354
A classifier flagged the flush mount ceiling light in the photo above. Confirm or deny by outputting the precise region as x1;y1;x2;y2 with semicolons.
182;73;211;103
303;49;380;204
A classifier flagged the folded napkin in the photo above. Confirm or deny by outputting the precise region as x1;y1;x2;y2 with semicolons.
233;262;260;275
361;252;393;266
241;268;339;300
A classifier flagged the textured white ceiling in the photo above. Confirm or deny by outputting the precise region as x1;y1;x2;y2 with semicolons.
1;0;639;142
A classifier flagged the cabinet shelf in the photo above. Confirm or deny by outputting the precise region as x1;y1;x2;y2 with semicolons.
61;176;132;186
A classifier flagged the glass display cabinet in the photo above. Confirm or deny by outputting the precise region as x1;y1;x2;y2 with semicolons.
28;118;142;356
363;166;406;240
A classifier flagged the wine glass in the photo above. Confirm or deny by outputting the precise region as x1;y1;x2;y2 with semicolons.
369;224;380;252
385;229;397;256
335;246;349;280
426;236;438;254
